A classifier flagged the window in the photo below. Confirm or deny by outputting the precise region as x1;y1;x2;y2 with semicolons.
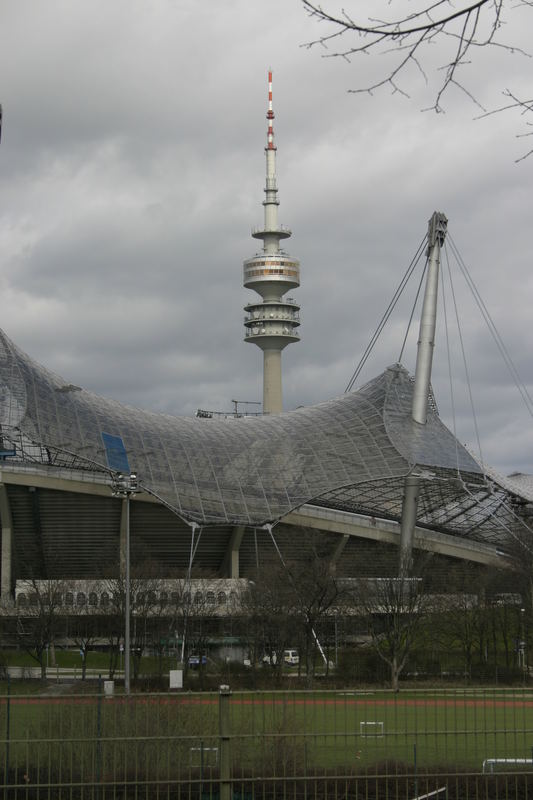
206;592;215;605
217;591;227;605
65;592;74;606
17;593;27;607
88;592;98;606
77;592;86;607
101;592;109;608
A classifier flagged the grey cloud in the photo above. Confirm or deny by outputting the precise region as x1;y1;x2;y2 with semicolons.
1;0;532;477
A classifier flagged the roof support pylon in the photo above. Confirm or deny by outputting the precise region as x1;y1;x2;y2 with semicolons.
399;212;447;574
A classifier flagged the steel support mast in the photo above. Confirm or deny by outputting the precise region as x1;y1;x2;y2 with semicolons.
399;211;447;574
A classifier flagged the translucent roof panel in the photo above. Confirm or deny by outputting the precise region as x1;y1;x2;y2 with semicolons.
0;327;492;530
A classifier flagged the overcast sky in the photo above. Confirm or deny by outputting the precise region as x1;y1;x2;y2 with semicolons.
1;0;532;476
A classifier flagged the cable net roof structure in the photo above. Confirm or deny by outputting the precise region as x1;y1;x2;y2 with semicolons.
0;326;530;549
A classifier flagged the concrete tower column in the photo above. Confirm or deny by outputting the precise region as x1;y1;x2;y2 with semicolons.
243;71;301;415
263;349;282;415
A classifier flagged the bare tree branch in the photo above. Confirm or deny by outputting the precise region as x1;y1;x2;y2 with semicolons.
302;1;533;157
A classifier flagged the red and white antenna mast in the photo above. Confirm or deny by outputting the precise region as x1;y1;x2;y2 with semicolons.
267;69;275;150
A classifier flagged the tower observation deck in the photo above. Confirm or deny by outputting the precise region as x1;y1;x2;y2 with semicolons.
243;70;300;415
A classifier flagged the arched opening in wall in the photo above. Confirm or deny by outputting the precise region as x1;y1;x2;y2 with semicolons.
65;592;74;607
77;592;86;607
101;592;109;608
88;592;98;606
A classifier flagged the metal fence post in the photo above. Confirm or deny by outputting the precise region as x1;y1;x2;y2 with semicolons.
4;674;10;795
96;674;102;799
219;685;232;800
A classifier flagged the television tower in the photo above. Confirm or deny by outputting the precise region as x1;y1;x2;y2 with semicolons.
243;71;300;415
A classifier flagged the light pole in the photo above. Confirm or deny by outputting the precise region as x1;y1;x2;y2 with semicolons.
520;607;526;683
112;472;140;694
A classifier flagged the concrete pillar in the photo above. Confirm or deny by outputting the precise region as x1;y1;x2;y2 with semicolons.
220;526;245;578
399;474;420;575
329;533;350;573
0;483;13;603
263;348;282;414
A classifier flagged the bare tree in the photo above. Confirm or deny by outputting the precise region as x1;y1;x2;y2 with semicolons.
69;582;102;680
302;1;533;158
287;555;343;683
16;578;70;680
351;574;426;691
241;564;298;682
102;569;167;683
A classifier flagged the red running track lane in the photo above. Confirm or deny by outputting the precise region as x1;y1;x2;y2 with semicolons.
2;695;533;709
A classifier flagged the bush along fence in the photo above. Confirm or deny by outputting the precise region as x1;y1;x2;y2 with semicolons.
2;684;533;798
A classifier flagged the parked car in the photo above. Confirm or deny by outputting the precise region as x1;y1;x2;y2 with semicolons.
262;650;299;666
283;649;299;665
188;654;207;668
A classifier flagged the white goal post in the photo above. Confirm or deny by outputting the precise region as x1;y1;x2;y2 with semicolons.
359;721;384;737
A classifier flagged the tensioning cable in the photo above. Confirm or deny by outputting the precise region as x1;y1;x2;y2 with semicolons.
345;234;428;393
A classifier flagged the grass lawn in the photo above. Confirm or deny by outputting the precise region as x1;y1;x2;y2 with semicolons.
0;688;532;782
0;648;177;675
223;689;533;773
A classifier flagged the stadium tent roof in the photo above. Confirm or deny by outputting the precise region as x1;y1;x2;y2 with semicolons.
0;327;530;549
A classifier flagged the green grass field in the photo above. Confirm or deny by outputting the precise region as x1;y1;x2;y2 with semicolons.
1;687;532;784
0;648;177;673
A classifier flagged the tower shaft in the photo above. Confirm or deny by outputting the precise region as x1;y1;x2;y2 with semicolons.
243;71;301;415
263;349;282;414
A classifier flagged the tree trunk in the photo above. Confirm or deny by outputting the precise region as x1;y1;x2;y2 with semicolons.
391;656;400;692
108;645;118;679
